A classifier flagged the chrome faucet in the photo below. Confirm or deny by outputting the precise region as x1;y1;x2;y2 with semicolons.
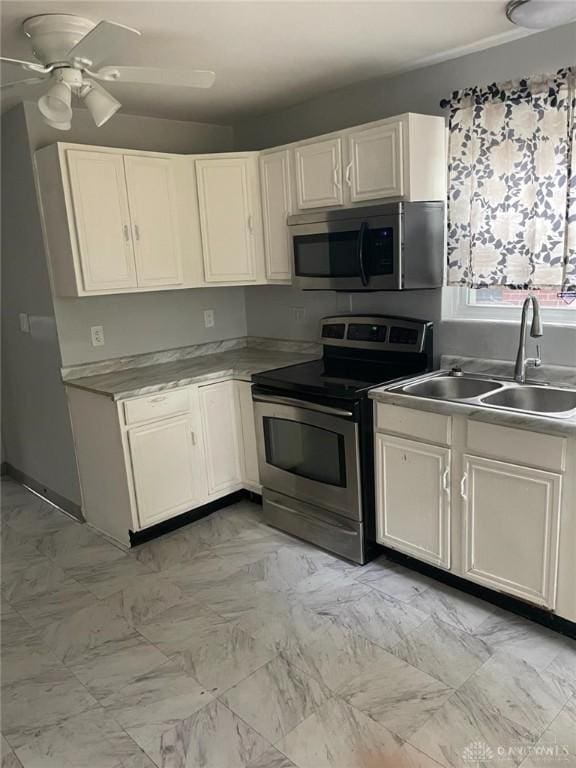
514;295;543;383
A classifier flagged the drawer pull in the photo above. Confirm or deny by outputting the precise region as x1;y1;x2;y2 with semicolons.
150;396;167;404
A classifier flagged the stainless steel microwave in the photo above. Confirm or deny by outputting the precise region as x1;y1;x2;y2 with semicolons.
288;201;444;291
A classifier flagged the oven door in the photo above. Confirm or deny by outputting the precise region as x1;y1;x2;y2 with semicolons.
291;214;402;290
253;392;361;520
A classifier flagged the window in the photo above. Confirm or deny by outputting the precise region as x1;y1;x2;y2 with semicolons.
443;285;576;325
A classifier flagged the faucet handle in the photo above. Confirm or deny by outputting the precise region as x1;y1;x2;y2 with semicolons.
536;344;542;365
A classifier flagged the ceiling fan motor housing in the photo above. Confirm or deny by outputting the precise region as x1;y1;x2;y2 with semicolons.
22;14;96;66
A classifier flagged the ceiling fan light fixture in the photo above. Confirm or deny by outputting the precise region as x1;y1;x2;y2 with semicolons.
81;81;121;127
505;0;576;29
43;115;72;131
38;79;72;123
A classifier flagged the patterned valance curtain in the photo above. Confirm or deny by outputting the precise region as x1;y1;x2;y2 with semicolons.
445;67;575;290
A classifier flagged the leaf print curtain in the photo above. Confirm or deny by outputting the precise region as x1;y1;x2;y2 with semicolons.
445;67;576;290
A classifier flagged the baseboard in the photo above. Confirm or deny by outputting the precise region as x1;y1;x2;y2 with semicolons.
128;489;259;546
379;545;576;640
2;463;83;521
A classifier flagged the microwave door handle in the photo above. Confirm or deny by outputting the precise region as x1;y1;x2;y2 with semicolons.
358;221;369;286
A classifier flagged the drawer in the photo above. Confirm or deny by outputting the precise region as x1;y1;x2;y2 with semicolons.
375;403;451;445
124;389;190;426
466;420;566;472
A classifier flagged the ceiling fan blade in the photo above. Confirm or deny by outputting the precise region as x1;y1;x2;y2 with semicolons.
0;76;48;90
0;56;51;74
96;66;216;89
67;20;141;68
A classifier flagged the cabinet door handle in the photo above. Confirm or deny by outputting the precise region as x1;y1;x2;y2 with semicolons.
442;467;450;495
190;429;196;446
123;224;130;242
134;224;140;241
460;472;469;501
333;166;341;190
345;162;353;188
247;214;253;234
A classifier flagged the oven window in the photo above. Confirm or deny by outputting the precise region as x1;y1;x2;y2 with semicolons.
263;417;347;487
294;231;360;278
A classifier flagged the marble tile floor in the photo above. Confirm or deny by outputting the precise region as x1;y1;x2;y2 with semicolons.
1;477;575;768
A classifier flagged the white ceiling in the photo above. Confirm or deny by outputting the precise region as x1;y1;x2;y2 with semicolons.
0;1;530;124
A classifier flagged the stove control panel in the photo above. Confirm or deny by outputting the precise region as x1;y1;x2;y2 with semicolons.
320;315;431;354
347;324;387;343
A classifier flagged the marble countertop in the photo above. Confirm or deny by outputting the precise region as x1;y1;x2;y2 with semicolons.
64;348;318;400
369;372;576;437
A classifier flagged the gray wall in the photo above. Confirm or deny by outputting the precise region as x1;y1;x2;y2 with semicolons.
2;103;239;505
237;23;576;367
23;102;246;367
1;105;81;503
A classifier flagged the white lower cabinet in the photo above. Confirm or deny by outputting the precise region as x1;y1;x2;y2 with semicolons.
374;403;570;616
237;381;260;488
67;377;261;546
375;433;451;569
128;416;200;528
199;380;243;496
461;454;561;609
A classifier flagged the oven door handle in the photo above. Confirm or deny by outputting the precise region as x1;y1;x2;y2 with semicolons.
358;221;369;287
253;393;354;419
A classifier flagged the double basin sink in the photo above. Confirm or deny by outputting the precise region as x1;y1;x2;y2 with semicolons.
391;373;576;419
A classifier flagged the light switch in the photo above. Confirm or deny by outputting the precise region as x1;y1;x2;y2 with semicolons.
204;309;215;328
19;313;30;333
291;307;306;322
91;325;105;346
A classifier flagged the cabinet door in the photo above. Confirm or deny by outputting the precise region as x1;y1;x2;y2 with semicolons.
198;380;242;495
260;150;292;281
237;381;260;488
347;121;404;202
66;150;137;291
462;455;561;608
294;138;343;209
123;156;183;288
128;416;199;528
375;433;451;568
196;158;257;282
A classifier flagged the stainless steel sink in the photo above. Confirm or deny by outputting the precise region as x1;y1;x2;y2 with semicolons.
481;386;576;415
388;371;576;419
403;376;503;400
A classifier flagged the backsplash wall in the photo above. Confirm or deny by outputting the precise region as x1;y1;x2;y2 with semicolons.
24;102;242;367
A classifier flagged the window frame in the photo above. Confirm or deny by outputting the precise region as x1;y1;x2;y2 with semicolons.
442;286;576;327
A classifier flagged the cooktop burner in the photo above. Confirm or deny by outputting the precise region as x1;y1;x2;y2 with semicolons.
253;357;427;399
252;315;434;401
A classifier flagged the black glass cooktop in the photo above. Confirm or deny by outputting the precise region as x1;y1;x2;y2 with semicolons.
252;357;427;400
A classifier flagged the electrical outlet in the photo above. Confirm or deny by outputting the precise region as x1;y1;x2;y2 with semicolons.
291;307;306;323
203;309;215;328
90;325;105;347
19;313;30;333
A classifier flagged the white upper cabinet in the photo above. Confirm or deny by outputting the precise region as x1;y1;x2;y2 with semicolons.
196;155;263;283
259;150;292;282
375;433;451;569
346;121;404;202
294;137;344;209
123;156;183;288
66;150;137;292
290;113;445;210
462;454;561;609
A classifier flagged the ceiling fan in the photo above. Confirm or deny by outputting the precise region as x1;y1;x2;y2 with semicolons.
0;14;216;130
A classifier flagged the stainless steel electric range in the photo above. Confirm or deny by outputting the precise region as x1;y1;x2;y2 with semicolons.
251;315;434;564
